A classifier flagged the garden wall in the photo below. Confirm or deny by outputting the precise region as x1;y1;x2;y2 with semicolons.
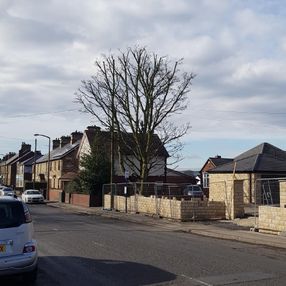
104;195;225;221
258;180;286;235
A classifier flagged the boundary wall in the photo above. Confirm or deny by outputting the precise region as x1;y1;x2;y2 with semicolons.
259;180;286;234
104;194;225;221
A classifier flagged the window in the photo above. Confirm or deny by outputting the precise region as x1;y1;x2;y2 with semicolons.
202;172;209;188
0;201;26;229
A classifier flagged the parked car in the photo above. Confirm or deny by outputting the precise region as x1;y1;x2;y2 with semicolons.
21;190;44;204
182;185;204;199
0;187;15;197
0;196;38;284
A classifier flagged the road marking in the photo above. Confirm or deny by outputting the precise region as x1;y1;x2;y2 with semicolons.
180;274;212;286
92;241;104;247
193;272;274;285
180;271;275;285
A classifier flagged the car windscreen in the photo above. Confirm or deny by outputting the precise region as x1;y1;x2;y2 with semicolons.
192;186;202;192
0;201;26;229
26;191;41;195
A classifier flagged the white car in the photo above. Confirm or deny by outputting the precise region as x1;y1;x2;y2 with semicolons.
22;190;44;204
0;196;38;284
0;187;16;197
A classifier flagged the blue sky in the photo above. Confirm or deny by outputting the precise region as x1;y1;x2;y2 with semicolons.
1;0;286;170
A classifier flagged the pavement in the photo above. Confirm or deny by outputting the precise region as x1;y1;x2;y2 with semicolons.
46;201;286;250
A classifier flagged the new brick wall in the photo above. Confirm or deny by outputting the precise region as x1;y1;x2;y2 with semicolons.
209;173;256;204
258;181;286;234
104;195;225;221
259;206;286;234
208;177;245;219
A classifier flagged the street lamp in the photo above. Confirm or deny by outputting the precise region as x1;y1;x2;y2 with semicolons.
0;154;3;185
34;133;51;200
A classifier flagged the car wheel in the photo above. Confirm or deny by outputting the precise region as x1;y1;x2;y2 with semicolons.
23;266;38;285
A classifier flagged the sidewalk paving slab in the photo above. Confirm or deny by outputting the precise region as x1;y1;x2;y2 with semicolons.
46;201;286;250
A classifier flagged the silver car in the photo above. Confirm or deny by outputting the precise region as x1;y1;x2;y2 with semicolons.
0;187;15;197
0;196;38;284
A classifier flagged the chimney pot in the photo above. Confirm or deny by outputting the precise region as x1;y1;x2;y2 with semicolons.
52;139;60;150
60;136;71;148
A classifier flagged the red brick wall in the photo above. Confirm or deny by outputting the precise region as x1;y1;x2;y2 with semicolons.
71;193;90;207
49;189;60;201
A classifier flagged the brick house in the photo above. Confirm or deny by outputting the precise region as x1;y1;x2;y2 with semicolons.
200;155;233;197
0;143;37;189
0;152;16;185
34;131;83;200
16;151;42;189
77;126;169;182
208;143;286;204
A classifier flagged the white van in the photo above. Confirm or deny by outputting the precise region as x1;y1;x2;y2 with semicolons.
0;196;38;284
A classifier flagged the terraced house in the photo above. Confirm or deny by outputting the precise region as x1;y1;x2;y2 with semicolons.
34;131;83;200
0;143;37;189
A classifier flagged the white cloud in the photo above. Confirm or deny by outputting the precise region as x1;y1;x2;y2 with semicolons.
0;0;286;168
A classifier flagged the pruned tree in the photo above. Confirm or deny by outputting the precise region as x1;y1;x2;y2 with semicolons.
76;46;195;184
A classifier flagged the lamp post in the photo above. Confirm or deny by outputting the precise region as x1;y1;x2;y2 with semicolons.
0;154;3;185
33;138;37;189
34;133;51;200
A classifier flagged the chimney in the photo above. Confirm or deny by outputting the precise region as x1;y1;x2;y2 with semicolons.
35;151;42;156
60;136;71;148
71;131;83;144
52;138;60;150
19;142;31;157
86;125;101;132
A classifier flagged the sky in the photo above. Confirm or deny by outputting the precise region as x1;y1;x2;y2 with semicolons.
1;0;286;170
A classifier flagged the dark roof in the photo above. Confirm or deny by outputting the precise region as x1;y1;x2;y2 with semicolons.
234;142;286;161
209;157;233;166
210;143;286;173
36;141;80;163
20;153;43;166
200;156;233;172
180;170;200;177
5;154;19;165
167;168;196;178
85;129;169;158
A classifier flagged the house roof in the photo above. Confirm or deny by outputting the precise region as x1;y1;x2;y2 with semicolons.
20;153;43;166
166;168;196;178
210;143;286;173
5;153;19;165
36;141;80;163
234;142;286;161
84;128;169;157
200;156;233;172
210;157;233;166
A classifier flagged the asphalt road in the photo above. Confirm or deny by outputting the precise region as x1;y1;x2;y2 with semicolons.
3;204;286;285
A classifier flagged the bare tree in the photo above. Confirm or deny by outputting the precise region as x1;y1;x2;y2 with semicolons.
76;46;195;183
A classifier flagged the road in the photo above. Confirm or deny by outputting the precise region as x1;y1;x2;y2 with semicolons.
3;204;286;285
